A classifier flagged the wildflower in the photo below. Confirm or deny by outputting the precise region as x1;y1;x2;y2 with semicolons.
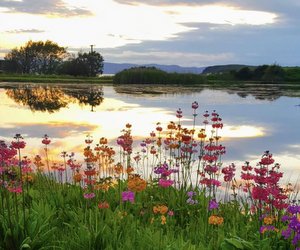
84;192;95;199
84;169;96;176
168;210;174;216
158;178;174;188
176;108;183;118
187;198;198;205
208;199;219;210
187;191;196;198
42;134;51;145
114;163;123;175
260;225;278;234
22;174;34;183
222;163;236;182
73;173;82;183
122;191;135;203
85;134;93;144
98;201;110;209
208;215;224;225
128;176;147;192
161;215;167;225
153;205;168;215
192;101;199;110
126;166;134;174
263;215;274;225
99;137;108;144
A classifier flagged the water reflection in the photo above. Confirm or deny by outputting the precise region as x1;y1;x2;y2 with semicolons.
4;84;104;112
65;87;104;112
113;83;300;101
6;85;69;113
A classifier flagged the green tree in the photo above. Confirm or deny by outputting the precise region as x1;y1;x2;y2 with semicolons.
4;40;67;74
58;51;104;77
262;64;285;82
234;67;253;80
76;51;104;76
253;65;269;80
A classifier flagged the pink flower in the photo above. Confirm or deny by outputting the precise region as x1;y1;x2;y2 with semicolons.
8;185;22;194
168;210;174;216
83;192;95;199
158;179;174;188
192;101;199;109
42;134;51;145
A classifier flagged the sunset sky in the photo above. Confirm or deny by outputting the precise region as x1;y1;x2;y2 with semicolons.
0;0;299;67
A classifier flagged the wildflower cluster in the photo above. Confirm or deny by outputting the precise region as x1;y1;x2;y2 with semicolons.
282;205;300;247
241;151;288;215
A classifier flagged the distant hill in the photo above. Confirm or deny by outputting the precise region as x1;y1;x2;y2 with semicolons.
202;64;255;74
103;62;205;74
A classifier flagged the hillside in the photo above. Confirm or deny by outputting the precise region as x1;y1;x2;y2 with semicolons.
103;62;205;74
202;64;255;74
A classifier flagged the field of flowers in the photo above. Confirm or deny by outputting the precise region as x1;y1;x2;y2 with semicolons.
0;102;299;249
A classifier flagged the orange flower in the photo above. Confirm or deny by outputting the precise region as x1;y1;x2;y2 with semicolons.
114;163;123;175
98;201;110;209
157;138;162;147
128;176;147;192
167;123;176;130
161;215;167;225
94;183;110;191
263;216;274;225
126;166;134;174
208;215;224;225
153;205;168;215
22;174;34;183
198;130;206;139
73;173;82;183
99;137;108;145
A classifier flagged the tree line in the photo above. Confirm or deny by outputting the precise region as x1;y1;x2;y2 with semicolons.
114;66;206;84
2;40;104;77
232;64;285;82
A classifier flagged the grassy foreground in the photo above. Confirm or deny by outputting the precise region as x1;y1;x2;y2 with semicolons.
0;74;113;84
0;103;299;250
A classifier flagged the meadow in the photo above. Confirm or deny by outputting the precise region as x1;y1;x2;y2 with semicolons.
0;102;299;250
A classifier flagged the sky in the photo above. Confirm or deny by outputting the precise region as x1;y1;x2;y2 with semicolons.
0;0;299;67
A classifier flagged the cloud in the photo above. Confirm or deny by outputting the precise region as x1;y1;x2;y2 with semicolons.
100;18;300;67
5;29;45;34
0;122;98;138
103;49;234;67
0;0;92;17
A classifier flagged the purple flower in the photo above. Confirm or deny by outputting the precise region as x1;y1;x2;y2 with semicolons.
208;199;219;210
288;205;300;215
187;191;196;198
187;198;198;205
122;191;135;203
281;215;290;222
282;228;292;239
260;225;276;234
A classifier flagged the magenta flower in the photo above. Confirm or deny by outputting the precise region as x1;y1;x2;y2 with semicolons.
122;191;135;203
158;179;174;188
192;101;199;110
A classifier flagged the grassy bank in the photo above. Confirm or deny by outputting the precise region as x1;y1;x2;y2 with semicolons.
0;74;113;84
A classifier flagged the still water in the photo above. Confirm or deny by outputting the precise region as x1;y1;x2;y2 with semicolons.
0;82;300;182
